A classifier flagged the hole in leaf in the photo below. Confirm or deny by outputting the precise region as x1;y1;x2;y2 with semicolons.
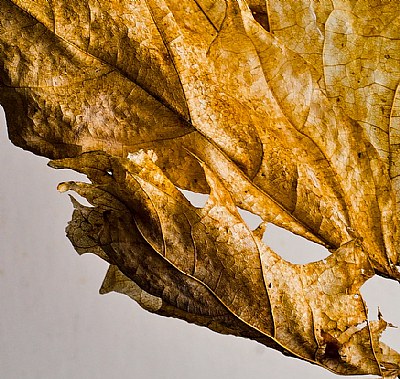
237;207;263;231
360;276;400;351
262;223;330;264
52;167;92;208
51;168;93;208
178;189;209;208
68;192;94;208
356;320;368;330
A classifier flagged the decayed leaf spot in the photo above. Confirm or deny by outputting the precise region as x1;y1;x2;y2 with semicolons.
2;0;400;376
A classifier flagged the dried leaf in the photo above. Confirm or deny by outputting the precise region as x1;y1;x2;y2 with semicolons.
1;0;400;376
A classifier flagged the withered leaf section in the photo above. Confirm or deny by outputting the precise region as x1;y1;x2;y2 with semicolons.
1;0;400;376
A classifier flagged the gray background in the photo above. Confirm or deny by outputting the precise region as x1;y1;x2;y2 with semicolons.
0;106;398;378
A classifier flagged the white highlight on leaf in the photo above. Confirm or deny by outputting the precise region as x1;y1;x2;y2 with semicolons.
128;149;158;163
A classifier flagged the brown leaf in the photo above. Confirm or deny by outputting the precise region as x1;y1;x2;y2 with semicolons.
2;0;400;376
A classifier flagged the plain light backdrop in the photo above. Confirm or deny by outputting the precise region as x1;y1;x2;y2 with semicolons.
0;106;399;379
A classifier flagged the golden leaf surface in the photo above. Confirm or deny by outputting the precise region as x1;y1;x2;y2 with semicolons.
1;0;400;376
